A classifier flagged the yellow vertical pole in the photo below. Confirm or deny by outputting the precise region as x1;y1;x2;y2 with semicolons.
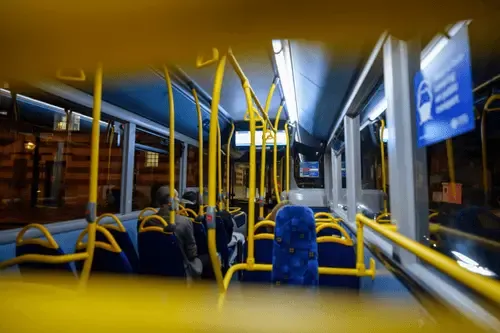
207;55;226;291
284;123;290;198
445;139;456;198
259;82;276;219
244;84;256;264
355;218;366;273
193;89;204;216
273;105;283;204
79;63;103;288
280;156;284;197
379;119;388;214
163;66;176;226
217;123;223;210
226;123;235;209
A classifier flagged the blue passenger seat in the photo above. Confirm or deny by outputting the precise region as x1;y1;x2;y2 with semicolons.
75;226;133;275
15;224;75;278
100;226;139;273
272;206;319;286
138;217;185;277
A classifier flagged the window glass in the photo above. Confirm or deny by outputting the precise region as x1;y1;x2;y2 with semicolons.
0;92;122;229
359;115;389;218
132;129;181;210
420;26;500;280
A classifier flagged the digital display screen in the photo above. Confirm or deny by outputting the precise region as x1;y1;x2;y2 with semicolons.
235;130;287;147
300;161;320;178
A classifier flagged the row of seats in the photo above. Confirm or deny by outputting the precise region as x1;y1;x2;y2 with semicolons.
242;210;359;289
14;210;246;281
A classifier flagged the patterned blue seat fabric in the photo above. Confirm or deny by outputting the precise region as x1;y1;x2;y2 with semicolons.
272;205;319;286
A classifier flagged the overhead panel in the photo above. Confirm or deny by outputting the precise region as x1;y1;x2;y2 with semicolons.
291;41;331;135
65;70;224;140
181;47;284;121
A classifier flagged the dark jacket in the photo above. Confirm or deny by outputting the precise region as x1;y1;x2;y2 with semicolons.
156;207;198;261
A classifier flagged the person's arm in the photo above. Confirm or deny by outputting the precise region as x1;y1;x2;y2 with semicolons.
183;218;198;261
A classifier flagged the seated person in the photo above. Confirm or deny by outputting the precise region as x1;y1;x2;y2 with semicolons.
180;190;200;214
151;186;210;278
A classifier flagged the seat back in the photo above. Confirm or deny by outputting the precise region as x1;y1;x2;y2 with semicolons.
137;216;185;277
98;228;139;273
15;223;75;277
192;220;208;255
16;244;75;276
75;226;133;275
272;205;318;286
242;235;274;283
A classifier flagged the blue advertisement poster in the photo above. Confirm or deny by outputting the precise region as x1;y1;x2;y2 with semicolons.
414;25;474;147
300;161;320;178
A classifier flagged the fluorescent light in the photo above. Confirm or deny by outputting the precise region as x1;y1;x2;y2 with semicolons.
272;39;299;124
364;21;469;122
0;88;106;125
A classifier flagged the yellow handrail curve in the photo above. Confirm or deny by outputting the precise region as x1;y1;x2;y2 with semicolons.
138;207;158;220
16;223;59;249
79;63;104;289
56;68;86;81
97;213;125;232
226;123;235;209
196;48;220;68
193;88;205;216
76;225;122;253
357;213;500;304
254;220;276;233
205;52;227;291
315;223;352;244
138;215;170;234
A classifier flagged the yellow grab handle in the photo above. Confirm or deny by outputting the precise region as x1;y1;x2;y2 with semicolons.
315;223;353;245
76;225;122;253
56;68;86;82
97;213;126;232
16;223;59;249
196;48;220;68
254;220;276;233
138;207;159;220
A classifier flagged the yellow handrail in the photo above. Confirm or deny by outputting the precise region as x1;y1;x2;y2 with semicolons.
163;66;176;227
56;68;86;82
16;223;59;249
206;52;227;291
429;223;500;249
97;213;125;232
0;252;89;270
273;105;284;204
196;48;220;68
138;207;158;220
254;220;276;233
79;63;103;289
314;212;335;220
227;49;276;133
226;123;235;209
259;81;277;219
138;215;169;234
76;225;122;253
193;88;204;216
217;122;224;210
357;214;500;304
315;224;353;246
